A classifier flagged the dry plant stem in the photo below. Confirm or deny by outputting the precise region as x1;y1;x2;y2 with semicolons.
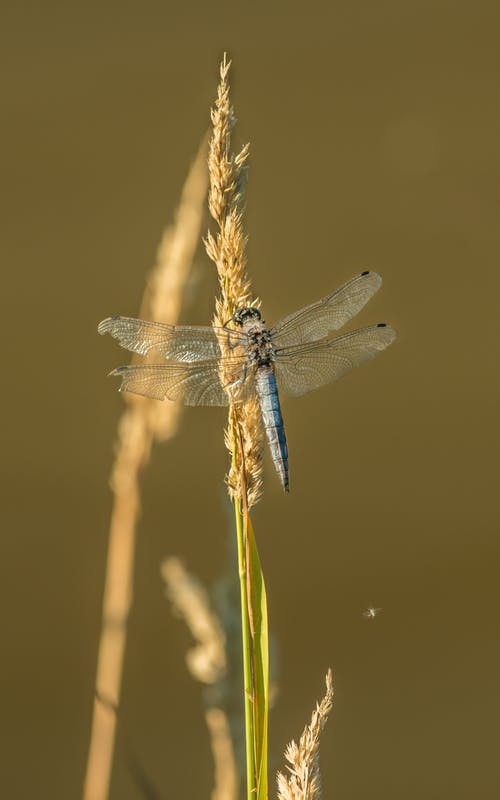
82;138;208;800
82;410;150;800
277;670;334;800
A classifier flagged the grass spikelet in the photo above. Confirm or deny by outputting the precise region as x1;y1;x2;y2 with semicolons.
277;670;334;800
205;54;264;508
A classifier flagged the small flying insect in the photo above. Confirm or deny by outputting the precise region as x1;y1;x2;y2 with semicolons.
362;607;382;620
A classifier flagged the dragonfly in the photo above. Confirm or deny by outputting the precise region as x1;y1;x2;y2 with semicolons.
98;270;396;492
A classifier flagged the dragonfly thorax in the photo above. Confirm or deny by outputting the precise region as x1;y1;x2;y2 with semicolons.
232;307;275;366
246;326;274;367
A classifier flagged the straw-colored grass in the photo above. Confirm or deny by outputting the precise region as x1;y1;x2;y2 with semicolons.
205;54;264;509
277;671;334;800
82;138;208;800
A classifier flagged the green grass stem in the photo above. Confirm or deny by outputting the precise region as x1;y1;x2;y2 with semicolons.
234;496;257;799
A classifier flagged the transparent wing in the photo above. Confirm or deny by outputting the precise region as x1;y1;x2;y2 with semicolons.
109;357;250;406
98;317;247;361
270;271;382;348
274;324;396;397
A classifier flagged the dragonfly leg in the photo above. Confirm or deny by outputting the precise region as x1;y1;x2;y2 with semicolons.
225;363;248;391
222;319;241;350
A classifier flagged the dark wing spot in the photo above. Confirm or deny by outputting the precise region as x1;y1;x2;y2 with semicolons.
361;270;370;276
377;323;387;328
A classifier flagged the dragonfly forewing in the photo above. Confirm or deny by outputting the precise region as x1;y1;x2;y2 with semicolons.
98;317;246;361
270;271;382;348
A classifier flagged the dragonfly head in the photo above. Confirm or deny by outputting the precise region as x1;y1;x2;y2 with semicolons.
232;307;262;327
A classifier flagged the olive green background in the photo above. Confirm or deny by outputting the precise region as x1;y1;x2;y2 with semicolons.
2;1;498;798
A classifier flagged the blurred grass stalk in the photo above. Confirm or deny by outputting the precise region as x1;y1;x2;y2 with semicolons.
82;136;209;800
161;557;238;800
205;56;269;800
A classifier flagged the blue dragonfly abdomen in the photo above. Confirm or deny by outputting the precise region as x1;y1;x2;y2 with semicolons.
255;366;289;492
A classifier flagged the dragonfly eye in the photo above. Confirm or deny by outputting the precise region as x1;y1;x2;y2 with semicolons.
232;307;262;326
